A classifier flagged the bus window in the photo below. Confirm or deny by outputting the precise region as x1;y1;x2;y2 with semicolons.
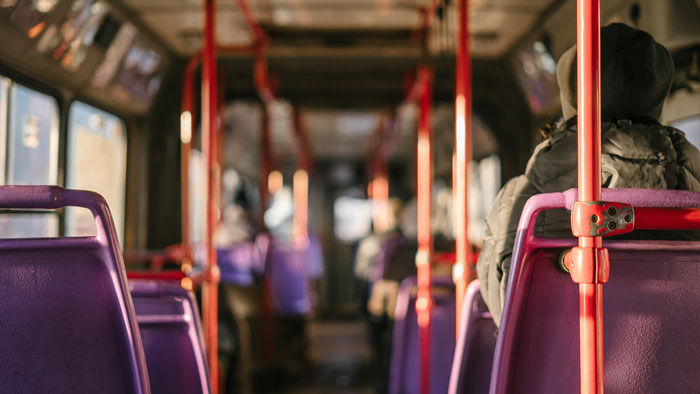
672;115;700;149
334;193;374;243
0;214;58;238
1;81;59;238
65;101;127;243
0;77;7;185
7;83;59;185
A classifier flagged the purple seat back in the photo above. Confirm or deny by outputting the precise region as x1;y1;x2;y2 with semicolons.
390;276;456;394
0;186;150;394
130;280;210;394
448;280;497;394
218;242;259;286
307;232;325;279
491;188;700;394
370;233;403;282
268;241;312;315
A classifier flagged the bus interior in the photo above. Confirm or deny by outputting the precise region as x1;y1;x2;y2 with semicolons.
0;0;699;393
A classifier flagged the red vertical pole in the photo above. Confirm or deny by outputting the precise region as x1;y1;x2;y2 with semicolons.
202;0;220;392
181;55;199;271
292;106;311;246
453;0;473;334
415;66;433;394
371;115;391;233
576;0;603;393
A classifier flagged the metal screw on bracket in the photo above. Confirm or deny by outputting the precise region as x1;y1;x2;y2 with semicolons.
608;206;617;216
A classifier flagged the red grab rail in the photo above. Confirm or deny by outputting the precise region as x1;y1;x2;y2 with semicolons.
201;0;220;392
415;65;434;394
573;1;604;393
453;0;473;335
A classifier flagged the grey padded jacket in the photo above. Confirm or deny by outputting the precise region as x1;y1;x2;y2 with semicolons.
476;23;700;326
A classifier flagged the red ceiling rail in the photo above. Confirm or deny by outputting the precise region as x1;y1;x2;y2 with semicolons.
234;0;268;47
415;65;434;394
411;0;441;42
453;0;473;336
201;0;220;392
573;1;604;393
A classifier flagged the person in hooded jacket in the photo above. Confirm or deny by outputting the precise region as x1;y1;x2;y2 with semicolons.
477;23;700;327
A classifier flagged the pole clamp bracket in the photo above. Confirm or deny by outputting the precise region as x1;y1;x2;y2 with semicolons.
415;249;430;268
571;201;634;237
562;247;610;284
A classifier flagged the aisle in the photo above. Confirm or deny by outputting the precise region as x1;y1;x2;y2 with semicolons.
282;319;378;394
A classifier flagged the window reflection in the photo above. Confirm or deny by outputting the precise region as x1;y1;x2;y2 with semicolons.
112;40;161;101
91;22;137;88
37;0;108;71
7;0;59;38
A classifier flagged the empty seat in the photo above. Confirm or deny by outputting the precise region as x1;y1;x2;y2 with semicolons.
268;240;312;315
0;186;149;394
218;242;262;286
491;188;700;394
130;280;211;394
448;280;497;394
390;276;456;394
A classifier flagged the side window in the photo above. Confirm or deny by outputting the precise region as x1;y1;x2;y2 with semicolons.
0;77;7;184
672;116;700;149
65;101;127;244
7;84;59;185
0;80;60;238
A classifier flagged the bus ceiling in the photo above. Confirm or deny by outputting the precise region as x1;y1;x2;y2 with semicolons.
0;0;698;113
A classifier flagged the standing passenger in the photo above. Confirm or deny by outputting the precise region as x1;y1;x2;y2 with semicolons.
477;23;700;326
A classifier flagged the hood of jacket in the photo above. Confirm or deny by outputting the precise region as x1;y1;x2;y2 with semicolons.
557;23;674;121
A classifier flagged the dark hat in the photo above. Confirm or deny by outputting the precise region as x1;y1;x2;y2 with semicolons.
556;23;674;121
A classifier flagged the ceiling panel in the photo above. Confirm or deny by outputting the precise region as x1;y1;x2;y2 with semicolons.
121;0;559;57
140;11;253;54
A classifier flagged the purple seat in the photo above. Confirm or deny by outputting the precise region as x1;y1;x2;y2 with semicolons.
306;232;325;279
218;242;261;286
491;188;700;394
448;280;497;394
268;240;313;315
0;186;149;393
130;280;210;394
390;276;456;394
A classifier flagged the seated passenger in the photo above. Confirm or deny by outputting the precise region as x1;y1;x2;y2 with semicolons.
477;23;700;326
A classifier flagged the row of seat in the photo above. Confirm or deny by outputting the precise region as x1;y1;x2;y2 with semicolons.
217;232;324;316
0;186;209;394
391;188;700;394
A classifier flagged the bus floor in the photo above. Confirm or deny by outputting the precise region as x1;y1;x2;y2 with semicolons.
253;318;381;393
